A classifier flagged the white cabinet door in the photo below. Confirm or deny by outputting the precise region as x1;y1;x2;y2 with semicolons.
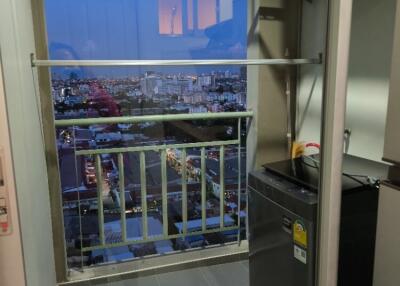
374;183;400;286
0;61;26;286
384;1;400;163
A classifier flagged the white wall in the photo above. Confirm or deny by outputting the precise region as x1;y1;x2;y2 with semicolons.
297;0;397;162
0;0;56;285
0;58;26;286
345;0;396;161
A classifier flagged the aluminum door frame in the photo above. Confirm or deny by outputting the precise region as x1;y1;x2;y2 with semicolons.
317;0;353;286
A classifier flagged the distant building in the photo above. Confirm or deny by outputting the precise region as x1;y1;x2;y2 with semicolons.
140;75;162;97
197;75;213;88
189;105;208;113
177;78;193;94
127;90;142;97
174;215;235;234
209;103;221;112
91;216;174;263
182;92;206;104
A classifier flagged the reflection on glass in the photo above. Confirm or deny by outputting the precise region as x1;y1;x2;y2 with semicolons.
187;0;194;30
198;0;217;29
159;0;183;35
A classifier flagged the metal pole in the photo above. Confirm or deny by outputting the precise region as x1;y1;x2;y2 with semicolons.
181;148;188;235
95;154;105;246
140;152;148;240
54;111;254;127
31;58;321;67
161;150;169;238
237;119;242;244
219;145;225;228
201;147;207;232
317;0;353;286
118;153;127;242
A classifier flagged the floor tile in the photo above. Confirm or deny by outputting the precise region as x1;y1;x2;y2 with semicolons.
156;267;210;286
88;260;249;286
200;261;249;286
241;260;249;271
94;275;160;286
121;276;160;286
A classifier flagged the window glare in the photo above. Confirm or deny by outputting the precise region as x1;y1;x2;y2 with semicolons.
45;0;247;63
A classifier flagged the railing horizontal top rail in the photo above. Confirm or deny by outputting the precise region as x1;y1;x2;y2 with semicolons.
81;226;240;252
75;139;239;156
54;111;254;127
32;57;321;67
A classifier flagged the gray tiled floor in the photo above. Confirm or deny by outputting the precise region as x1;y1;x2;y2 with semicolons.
94;260;249;286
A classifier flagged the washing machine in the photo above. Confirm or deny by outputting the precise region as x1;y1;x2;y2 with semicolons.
248;154;389;286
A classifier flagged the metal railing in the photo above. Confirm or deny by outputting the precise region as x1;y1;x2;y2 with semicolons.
29;50;323;281
61;111;252;253
55;111;254;127
31;57;321;67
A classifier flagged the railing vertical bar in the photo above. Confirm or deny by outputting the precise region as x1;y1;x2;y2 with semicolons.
182;149;188;235
140;152;148;240
237;119;242;244
161;150;169;237
201;147;207;232
95;154;105;245
72;127;84;269
220;145;225;228
118;153;127;242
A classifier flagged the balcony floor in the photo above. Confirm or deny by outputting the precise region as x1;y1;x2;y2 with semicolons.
88;259;249;286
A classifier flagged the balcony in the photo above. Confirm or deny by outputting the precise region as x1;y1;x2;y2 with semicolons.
72;259;249;286
55;111;252;282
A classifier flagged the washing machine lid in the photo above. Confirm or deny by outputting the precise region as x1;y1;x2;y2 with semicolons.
262;154;390;193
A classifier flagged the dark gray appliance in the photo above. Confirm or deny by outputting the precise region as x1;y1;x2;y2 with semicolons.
248;154;389;286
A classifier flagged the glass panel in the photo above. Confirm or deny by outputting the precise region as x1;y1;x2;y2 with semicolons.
45;0;247;61
41;0;331;284
45;0;247;270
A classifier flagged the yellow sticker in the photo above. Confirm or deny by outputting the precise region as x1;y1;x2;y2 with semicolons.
293;220;307;248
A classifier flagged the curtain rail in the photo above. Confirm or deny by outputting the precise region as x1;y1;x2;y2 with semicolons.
31;57;322;67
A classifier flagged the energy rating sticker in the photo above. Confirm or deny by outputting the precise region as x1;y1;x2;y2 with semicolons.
293;220;307;248
294;245;307;264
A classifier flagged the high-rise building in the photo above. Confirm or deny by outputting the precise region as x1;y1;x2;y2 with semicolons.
196;75;217;89
140;75;162;97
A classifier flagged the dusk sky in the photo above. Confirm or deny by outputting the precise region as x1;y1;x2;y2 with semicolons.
45;0;247;77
